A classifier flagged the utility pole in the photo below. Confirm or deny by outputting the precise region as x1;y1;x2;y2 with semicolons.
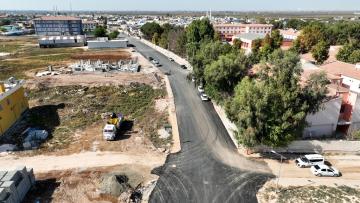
271;150;286;193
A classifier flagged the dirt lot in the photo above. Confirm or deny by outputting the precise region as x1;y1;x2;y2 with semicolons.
0;36;140;80
71;50;131;61
23;165;160;203
0;36;176;202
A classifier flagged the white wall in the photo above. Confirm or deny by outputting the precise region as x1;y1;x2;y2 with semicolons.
87;40;128;49
140;39;192;71
303;97;342;138
342;76;360;93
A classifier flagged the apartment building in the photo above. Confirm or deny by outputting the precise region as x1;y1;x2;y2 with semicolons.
0;78;29;136
82;20;98;32
33;16;83;36
301;47;360;137
213;23;273;41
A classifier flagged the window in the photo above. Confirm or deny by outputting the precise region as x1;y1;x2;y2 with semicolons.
0;104;2;111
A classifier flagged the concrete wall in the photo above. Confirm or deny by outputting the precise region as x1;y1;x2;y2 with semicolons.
88;40;128;49
139;39;192;71
303;97;342;138
258;140;360;153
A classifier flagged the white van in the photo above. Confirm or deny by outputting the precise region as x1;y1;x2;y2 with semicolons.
295;154;324;168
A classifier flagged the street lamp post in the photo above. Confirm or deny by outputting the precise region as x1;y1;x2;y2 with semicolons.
271;150;285;193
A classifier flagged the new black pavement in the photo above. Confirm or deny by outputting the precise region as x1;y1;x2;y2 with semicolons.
127;36;273;203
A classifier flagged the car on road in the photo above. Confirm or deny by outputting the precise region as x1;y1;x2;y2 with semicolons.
169;57;175;61
180;65;187;69
198;85;204;93
200;93;209;101
295;154;325;168
311;164;340;177
148;56;154;61
154;63;161;67
152;59;159;64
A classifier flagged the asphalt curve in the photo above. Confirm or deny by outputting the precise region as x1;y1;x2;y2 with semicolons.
127;36;274;203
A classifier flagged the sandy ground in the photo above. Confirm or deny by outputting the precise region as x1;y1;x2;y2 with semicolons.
263;155;360;187
0;151;165;173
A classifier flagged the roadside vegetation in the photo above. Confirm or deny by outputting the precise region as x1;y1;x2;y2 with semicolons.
143;19;328;148
259;184;360;203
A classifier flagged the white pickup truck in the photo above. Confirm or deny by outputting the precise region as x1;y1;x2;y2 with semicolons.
103;113;124;141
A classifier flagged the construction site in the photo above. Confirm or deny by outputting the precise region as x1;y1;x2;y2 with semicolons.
0;36;177;202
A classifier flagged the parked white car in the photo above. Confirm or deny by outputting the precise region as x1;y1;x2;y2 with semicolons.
311;164;340;177
295;154;325;168
200;93;209;101
198;86;204;93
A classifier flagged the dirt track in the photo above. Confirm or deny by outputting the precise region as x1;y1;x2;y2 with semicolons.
0;151;165;173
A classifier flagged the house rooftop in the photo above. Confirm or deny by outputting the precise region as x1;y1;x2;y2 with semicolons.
214;23;273;27
234;33;266;40
319;61;360;80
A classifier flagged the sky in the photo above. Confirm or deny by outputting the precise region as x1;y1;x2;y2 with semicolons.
1;0;360;11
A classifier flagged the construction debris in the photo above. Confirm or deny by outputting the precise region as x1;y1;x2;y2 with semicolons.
21;128;48;150
0;166;35;203
70;60;140;73
0;144;17;153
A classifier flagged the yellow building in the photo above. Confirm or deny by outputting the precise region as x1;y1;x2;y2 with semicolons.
0;79;29;135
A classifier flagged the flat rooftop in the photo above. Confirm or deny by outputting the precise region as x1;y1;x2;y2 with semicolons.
34;16;81;21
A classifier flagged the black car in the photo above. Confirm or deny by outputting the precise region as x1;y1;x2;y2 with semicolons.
180;65;187;69
148;56;154;61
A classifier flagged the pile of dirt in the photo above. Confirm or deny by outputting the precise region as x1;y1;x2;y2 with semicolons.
71;51;131;61
100;174;131;197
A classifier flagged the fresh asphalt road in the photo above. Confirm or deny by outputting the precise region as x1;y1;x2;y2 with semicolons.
128;37;273;203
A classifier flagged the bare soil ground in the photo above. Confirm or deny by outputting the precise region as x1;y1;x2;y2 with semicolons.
23;165;160;203
258;181;360;203
71;50;131;61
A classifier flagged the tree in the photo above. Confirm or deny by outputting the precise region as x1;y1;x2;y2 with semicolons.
108;30;119;39
311;41;329;64
140;22;163;40
0;19;11;26
159;32;169;49
152;32;160;45
190;41;232;82
233;38;242;49
174;29;187;57
271;29;283;49
349;50;360;64
336;40;360;64
204;52;250;102
226;50;328;147
186;19;214;44
94;26;107;38
293;22;327;53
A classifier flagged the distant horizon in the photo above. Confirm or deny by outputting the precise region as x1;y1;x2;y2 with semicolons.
1;9;360;13
1;0;360;12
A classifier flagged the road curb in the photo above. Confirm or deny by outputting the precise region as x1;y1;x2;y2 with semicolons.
164;76;181;153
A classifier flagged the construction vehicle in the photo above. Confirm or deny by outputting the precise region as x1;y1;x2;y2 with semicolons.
103;113;124;141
